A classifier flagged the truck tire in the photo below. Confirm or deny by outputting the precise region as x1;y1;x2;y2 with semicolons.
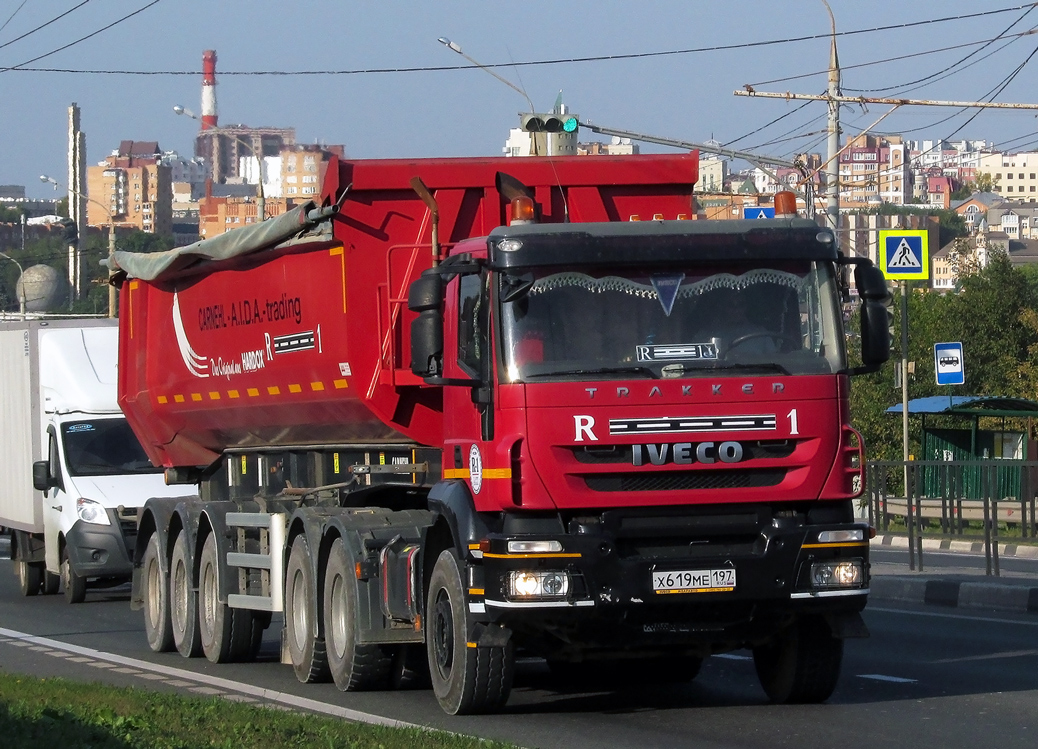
62;546;86;604
170;530;202;657
43;569;61;595
198;533;254;663
427;549;514;714
286;535;329;683
142;534;174;653
323;537;391;691
753;615;843;704
16;561;42;597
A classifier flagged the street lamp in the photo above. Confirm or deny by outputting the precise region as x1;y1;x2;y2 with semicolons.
174;105;265;221
437;37;536;112
40;174;118;318
0;250;26;317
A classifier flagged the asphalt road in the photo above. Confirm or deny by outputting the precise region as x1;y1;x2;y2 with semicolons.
871;545;1038;577
2;539;1037;749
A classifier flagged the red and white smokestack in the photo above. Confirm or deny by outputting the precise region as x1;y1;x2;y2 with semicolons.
201;49;218;130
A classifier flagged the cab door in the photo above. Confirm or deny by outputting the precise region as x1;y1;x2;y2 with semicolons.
42;426;66;573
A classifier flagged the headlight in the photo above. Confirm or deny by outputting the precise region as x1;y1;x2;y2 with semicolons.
76;498;111;526
811;560;862;588
507;570;569;599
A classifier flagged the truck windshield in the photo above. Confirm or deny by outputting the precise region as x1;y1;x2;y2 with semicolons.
499;261;845;382
61;418;161;476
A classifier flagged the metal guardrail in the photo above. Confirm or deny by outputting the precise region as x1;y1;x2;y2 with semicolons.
865;460;1038;577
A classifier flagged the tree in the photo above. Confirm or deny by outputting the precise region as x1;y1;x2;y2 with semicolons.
974;172;1000;194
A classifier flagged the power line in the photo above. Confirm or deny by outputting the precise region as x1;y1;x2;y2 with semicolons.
4;4;1036;76
1;0;162;73
0;0;31;38
0;0;91;52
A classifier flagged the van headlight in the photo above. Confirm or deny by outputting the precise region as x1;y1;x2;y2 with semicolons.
811;560;862;588
506;570;569;599
76;498;111;526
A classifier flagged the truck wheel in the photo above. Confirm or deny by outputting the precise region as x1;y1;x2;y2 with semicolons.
62;547;86;604
198;533;254;663
323;537;391;691
286;535;329;683
170;531;202;657
43;570;61;595
16;561;42;597
753;615;843;704
142;534;174;652
427;549;514;714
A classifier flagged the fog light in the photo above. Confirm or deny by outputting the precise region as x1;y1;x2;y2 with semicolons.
817;529;864;543
811;560;863;588
507;570;569;599
507;539;563;554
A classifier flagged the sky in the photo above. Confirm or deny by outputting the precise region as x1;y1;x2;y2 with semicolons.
5;0;1038;199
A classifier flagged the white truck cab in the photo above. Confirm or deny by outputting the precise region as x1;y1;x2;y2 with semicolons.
1;320;195;603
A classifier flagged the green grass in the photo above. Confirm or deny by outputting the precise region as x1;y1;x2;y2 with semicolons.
0;671;517;749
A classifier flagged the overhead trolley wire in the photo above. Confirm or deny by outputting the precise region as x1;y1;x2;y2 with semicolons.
4;4;1036;76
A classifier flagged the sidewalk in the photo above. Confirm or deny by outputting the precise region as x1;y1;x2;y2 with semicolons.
869;534;1038;615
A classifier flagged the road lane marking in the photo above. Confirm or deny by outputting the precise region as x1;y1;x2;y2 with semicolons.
857;674;917;683
714;653;753;661
0;626;422;729
932;648;1038;664
868;606;1038;628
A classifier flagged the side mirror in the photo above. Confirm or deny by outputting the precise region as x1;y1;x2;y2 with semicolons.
853;263;891;371
32;461;53;492
408;272;444;379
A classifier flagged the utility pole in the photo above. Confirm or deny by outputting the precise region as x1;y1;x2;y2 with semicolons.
824;0;840;236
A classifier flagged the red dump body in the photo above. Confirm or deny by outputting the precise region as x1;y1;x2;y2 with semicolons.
119;154;699;468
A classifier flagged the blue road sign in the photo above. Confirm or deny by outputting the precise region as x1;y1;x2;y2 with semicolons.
934;342;964;386
743;207;775;219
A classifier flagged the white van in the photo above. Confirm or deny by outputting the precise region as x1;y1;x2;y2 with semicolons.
1;320;196;603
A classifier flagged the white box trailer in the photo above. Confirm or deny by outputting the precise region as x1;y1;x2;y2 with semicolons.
0;319;195;603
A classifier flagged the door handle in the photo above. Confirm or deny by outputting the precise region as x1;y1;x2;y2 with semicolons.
51;505;62;512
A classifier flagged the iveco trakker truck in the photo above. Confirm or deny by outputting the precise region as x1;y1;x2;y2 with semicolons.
115;154;890;714
1;319;195;603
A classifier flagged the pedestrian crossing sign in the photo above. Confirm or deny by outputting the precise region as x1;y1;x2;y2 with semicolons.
879;229;929;281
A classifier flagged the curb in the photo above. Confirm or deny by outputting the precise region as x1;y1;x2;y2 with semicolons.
872;534;1038;559
870;575;1038;614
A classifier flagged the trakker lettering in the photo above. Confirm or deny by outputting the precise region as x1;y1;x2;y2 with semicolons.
583;382;786;398
633;441;745;466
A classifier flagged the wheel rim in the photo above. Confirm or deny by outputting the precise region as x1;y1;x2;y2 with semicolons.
146;556;161;628
329;572;346;659
201;559;216;639
432;588;454;680
18;562;27;588
290;568;307;651
62;555;70;590
172;557;187;632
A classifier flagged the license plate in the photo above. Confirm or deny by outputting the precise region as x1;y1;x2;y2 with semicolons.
652;568;736;594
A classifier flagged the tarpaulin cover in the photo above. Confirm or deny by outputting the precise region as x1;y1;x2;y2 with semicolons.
111;200;318;282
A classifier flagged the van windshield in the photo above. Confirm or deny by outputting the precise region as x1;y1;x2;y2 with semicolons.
61;419;160;476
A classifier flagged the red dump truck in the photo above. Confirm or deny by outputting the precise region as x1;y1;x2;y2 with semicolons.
114;153;890;714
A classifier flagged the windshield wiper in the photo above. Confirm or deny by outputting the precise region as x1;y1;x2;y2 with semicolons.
525;365;658;380
662;362;790;377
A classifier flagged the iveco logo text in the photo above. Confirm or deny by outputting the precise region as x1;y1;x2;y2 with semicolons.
633;442;744;466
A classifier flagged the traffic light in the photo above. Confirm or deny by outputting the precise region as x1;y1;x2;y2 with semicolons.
885;288;897;353
60;218;78;246
520;113;579;134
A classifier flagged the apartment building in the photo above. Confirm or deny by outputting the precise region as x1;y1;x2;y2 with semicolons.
977;151;1038;200
86;140;172;235
280;144;344;201
839;134;909;206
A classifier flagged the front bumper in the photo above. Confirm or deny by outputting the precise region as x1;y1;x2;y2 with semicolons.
466;511;869;654
64;509;136;579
